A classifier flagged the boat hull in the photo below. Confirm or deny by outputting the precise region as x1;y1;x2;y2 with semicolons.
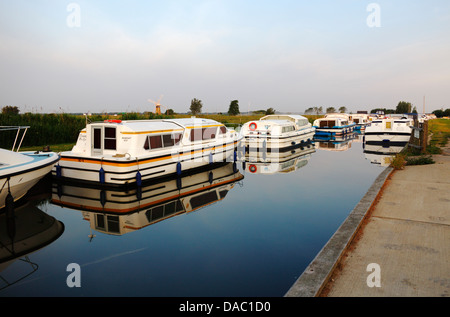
53;141;239;187
1;151;59;209
313;124;356;137
242;129;315;152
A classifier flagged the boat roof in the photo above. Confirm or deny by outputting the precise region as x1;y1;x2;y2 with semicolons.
91;118;224;133
260;114;309;125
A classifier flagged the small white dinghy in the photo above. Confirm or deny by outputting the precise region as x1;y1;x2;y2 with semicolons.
1;126;60;209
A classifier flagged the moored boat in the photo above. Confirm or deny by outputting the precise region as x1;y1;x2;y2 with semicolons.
1;126;60;209
312;113;356;137
53;118;241;187
351;113;370;130
240;114;315;151
364;117;413;146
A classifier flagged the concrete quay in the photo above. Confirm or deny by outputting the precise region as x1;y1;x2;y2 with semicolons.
285;145;450;297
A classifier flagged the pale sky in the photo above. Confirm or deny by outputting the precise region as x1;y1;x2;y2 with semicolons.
1;0;449;114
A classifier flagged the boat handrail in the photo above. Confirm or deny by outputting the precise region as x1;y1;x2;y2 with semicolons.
0;125;30;152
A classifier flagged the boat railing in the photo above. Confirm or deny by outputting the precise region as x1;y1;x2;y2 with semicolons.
0;125;30;152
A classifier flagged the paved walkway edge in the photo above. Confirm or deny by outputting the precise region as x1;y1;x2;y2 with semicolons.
284;167;394;297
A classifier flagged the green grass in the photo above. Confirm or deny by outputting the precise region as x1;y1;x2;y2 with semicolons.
428;119;450;152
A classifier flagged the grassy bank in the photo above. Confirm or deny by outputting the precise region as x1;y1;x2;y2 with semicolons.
428;118;450;151
391;118;450;169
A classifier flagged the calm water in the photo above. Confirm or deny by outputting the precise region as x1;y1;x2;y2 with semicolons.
1;133;390;297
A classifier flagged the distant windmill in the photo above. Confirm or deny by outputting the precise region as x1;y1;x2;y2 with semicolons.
148;95;164;115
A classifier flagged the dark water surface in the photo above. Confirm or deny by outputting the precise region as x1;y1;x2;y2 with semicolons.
1;135;388;297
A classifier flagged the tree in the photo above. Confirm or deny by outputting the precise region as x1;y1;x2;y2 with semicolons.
432;109;444;118
2;105;19;115
396;101;412;114
339;106;347;113
265;107;275;115
304;107;314;114
312;106;322;115
228;100;240;116
189;98;203;115
326;107;336;113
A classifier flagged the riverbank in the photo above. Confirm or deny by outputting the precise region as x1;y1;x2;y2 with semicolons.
285;142;450;297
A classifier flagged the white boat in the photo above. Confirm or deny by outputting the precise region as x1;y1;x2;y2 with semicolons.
52;163;243;236
53;118;241;187
240;115;315;150
313;113;356;137
351;113;370;131
364;117;413;145
1;126;60;209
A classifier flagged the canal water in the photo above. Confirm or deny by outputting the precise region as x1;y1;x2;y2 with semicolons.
1;133;392;297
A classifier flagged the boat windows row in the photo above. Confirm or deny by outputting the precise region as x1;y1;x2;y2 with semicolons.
144;126;227;150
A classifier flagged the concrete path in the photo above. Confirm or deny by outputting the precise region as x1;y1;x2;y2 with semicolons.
286;144;450;297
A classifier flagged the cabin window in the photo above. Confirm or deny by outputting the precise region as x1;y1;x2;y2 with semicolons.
145;200;184;222
144;132;183;150
95;214;120;233
144;135;163;150
93;128;101;149
219;126;227;134
190;191;219;209
163;134;175;147
320;120;336;128
104;127;117;150
282;126;295;133
190;127;217;142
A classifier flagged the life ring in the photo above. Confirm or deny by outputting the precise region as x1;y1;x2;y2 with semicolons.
249;122;257;131
249;164;257;173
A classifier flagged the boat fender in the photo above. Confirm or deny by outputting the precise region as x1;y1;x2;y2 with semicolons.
99;167;105;184
209;171;213;184
56;164;62;178
209;152;213;164
100;190;106;207
136;187;142;201
5;192;15;240
57;184;63;198
249;122;257;131
249;164;257;173
177;162;182;176
136;171;142;187
233;162;238;173
234;150;237;162
176;177;182;190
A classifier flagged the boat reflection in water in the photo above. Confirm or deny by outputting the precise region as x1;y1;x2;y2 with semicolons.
363;142;408;166
241;142;315;175
0;202;64;291
313;132;358;152
51;163;243;236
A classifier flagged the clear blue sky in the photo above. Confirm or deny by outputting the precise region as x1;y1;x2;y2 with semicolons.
1;0;449;114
